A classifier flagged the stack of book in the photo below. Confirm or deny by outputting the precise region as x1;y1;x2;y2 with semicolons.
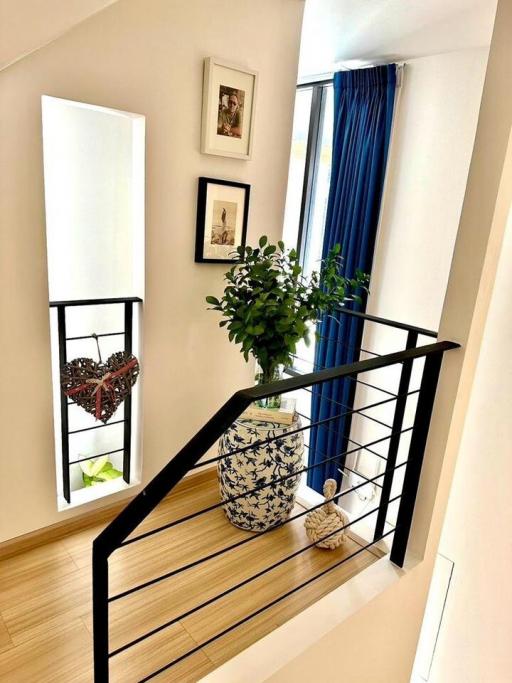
241;397;297;425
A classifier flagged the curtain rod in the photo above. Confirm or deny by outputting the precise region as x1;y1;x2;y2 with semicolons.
297;62;405;90
297;77;332;89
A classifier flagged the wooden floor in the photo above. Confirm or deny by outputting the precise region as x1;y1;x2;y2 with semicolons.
0;470;381;682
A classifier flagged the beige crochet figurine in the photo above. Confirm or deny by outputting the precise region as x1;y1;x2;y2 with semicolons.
304;478;350;549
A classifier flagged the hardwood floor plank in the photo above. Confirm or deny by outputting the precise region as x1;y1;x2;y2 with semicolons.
0;468;381;681
0;616;13;655
2;566;91;645
106;509;374;657
0;620;92;683
61;523;107;570
192;541;377;666
109;507;248;599
107;506;303;648
62;470;220;571
0;541;78;611
109;622;212;683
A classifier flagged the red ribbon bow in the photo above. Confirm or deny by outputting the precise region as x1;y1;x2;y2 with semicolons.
65;358;138;420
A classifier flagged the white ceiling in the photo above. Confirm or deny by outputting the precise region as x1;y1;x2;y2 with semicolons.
299;0;498;78
0;0;497;75
0;0;119;70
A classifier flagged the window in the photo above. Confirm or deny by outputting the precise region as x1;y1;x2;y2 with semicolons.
282;81;334;275
282;81;334;374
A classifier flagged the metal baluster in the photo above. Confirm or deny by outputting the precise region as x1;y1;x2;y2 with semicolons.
374;330;418;540
123;301;133;484
57;305;71;503
390;350;444;566
92;541;110;682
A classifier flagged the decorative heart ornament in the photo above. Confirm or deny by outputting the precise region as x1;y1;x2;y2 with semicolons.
61;351;140;424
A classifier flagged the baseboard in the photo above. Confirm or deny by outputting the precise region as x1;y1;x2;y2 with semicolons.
0;465;216;560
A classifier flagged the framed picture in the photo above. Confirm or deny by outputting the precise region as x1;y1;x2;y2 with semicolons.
201;57;258;160
195;177;250;263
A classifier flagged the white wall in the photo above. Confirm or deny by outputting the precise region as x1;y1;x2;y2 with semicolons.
42;96;145;301
0;0;118;70
0;0;304;542
419;204;512;683
369;48;489;333
345;48;489;522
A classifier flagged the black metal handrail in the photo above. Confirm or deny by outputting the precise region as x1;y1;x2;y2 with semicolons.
94;341;451;550
92;321;459;681
49;296;143;308
332;306;438;338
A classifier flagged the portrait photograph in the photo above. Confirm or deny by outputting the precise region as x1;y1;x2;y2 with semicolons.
217;86;245;139
201;57;258;159
195;177;250;263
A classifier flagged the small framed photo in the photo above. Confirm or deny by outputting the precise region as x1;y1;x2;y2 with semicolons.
201;57;258;160
195;177;250;263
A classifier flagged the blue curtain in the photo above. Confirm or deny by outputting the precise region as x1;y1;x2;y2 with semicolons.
307;64;397;492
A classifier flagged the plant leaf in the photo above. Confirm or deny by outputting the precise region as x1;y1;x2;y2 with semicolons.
89;455;109;477
79;460;95;476
96;467;122;481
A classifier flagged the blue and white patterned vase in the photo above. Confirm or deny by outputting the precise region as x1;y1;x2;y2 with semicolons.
217;414;304;531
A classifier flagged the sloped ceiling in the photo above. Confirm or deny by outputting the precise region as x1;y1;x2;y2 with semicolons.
0;0;120;70
0;0;497;76
299;0;497;77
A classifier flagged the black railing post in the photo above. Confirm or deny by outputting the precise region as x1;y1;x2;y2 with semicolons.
57;304;71;503
93;541;110;682
374;330;418;540
390;350;444;567
123;301;134;484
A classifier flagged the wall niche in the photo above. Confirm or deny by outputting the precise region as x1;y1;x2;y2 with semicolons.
42;96;145;509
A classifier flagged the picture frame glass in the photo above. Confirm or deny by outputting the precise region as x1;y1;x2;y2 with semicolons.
202;182;247;261
204;62;256;158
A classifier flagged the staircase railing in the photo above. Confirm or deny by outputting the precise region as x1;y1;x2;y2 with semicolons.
92;311;459;682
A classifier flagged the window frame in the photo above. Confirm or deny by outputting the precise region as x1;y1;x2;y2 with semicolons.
295;79;333;268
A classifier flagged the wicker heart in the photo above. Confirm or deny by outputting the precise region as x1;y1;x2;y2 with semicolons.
61;351;140;424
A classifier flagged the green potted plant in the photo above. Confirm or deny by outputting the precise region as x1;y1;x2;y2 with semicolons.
79;456;122;487
206;236;368;533
206;236;368;408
